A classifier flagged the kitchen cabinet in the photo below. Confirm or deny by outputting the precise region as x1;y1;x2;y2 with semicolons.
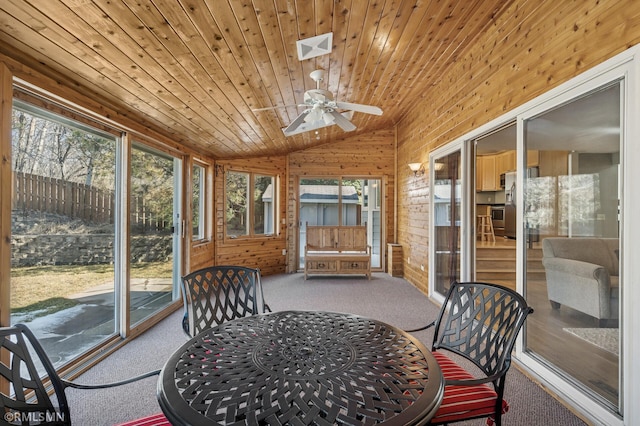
496;151;516;176
477;155;499;191
539;151;569;176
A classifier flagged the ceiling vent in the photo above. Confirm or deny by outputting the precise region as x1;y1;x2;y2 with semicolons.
297;32;333;61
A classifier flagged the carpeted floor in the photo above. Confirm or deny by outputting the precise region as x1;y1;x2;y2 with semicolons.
66;273;588;425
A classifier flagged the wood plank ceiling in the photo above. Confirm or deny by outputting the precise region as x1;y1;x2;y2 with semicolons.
0;0;513;159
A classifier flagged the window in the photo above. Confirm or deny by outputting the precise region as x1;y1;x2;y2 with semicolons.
192;163;205;240
226;170;276;238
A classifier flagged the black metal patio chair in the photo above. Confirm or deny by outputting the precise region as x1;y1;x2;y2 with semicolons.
0;323;164;426
180;265;271;338
406;281;533;426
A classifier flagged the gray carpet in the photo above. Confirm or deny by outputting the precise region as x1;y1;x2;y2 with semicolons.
66;273;588;425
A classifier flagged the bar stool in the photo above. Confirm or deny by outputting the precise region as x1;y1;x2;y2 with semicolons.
477;214;495;242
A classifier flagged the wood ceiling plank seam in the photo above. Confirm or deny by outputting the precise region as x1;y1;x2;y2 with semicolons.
112;0;255;154
360;0;438;120
375;0;500;119
266;0;311;140
342;0;406;132
0;1;222;149
460;0;616;124
342;0;397;106
196;2;294;152
187;3;292;151
93;0;249;155
249;0;305;126
57;0;220;130
340;0;384;103
370;0;476;106
312;0;334;77
269;0;335;151
326;0;352;101
2;46;226;157
356;0;422;113
498;0;633;85
293;0;328;103
415;0;553;121
295;0;322;106
48;0;241;152
333;0;370;105
401;0;509;94
227;0;304;150
288;0;333;149
151;1;278;153
158;6;270;155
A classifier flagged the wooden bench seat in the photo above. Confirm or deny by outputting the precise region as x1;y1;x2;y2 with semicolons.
304;224;371;280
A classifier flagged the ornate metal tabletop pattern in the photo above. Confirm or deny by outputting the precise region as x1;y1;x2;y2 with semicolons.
158;311;443;425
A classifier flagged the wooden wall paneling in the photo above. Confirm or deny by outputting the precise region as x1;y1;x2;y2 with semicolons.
214;156;288;276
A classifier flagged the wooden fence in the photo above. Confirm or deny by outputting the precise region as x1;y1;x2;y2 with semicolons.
12;171;169;230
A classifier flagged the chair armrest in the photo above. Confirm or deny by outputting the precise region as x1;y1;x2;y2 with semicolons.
404;320;436;333
61;368;161;390
445;369;505;387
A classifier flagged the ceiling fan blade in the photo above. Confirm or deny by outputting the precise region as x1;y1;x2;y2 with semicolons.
252;104;305;112
328;110;357;132
334;101;383;116
283;111;310;135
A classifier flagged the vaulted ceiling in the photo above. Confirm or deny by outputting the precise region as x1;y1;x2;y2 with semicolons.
0;0;513;159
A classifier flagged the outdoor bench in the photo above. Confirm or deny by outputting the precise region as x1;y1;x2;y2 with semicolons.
304;224;371;280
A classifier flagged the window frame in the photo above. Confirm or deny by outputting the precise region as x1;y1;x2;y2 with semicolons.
224;169;278;240
191;160;207;242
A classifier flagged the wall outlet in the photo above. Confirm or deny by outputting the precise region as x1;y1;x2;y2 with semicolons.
282;249;287;256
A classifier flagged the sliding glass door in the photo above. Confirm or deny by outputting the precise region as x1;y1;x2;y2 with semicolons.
522;82;622;411
9;96;186;371
430;63;629;423
10;101;118;367
298;177;383;269
129;145;181;326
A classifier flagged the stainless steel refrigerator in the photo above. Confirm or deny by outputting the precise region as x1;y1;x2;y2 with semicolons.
504;168;538;239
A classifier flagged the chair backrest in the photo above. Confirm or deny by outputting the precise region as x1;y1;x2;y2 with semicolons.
432;281;533;381
0;324;71;425
180;265;267;337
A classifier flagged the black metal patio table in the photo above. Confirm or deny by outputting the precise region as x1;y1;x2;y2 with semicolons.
157;310;444;425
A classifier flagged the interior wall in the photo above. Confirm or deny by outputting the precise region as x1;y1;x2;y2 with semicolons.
287;129;396;273
396;0;640;294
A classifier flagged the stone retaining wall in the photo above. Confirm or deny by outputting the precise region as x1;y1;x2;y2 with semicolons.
11;234;173;267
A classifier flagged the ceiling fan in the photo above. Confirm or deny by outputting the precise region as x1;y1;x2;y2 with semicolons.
253;69;383;137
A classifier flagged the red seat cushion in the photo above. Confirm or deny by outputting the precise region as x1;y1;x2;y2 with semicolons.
114;413;170;426
430;351;508;425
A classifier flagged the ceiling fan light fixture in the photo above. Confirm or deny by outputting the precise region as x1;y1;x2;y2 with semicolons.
322;111;335;125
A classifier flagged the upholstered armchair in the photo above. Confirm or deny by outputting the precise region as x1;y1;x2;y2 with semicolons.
541;237;619;326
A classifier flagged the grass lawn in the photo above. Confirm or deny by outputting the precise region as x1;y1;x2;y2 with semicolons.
11;261;172;314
